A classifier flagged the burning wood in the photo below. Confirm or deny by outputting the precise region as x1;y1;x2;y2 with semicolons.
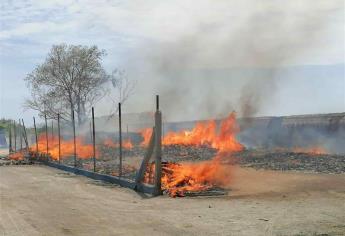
144;161;233;197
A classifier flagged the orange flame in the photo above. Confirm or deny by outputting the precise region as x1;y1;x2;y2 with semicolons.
103;138;133;149
103;138;117;148
139;128;153;146
144;157;233;197
142;112;243;196
8;151;25;161
292;146;327;155
34;134;96;161
123;139;134;149
162;112;243;153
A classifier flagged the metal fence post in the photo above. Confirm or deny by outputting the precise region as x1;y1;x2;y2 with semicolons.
45;114;49;159
8;122;12;153
33;117;38;154
92;107;96;172
118;103;122;177
19;119;22;150
58;114;61;164
72;111;77;167
154;95;162;195
13;120;16;152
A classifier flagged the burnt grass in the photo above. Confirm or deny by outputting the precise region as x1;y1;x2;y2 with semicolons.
113;145;344;175
4;144;344;176
233;149;345;174
52;145;345;175
161;145;345;174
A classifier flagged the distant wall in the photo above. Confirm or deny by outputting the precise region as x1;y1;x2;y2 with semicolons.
238;113;345;154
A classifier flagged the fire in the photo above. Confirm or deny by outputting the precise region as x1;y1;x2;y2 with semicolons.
104;138;117;148
142;112;243;196
139;128;153;146
123;139;134;149
292;146;327;155
162;112;243;153
144;157;233;197
8;151;25;161
163;159;232;197
9;134;134;162
35;134;96;160
103;138;133;149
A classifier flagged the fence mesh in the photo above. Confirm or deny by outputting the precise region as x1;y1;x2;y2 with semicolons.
18;107;157;182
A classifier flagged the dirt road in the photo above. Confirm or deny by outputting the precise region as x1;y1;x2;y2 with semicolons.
1;165;344;236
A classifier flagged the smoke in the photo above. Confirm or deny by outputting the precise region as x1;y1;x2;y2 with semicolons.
121;1;342;121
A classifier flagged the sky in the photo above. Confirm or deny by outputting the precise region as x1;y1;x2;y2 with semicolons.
0;0;344;124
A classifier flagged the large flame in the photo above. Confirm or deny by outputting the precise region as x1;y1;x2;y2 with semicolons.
142;112;243;196
162;112;243;152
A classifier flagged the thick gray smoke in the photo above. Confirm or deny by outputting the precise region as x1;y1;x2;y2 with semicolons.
122;1;342;122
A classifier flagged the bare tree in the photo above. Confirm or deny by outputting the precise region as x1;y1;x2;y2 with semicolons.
25;44;108;124
108;69;136;117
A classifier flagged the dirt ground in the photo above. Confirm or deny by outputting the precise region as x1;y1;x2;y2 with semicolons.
0;148;8;158
0;165;344;236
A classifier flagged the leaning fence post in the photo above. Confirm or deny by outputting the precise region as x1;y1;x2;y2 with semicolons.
154;95;162;195
118;103;122;177
72;111;77;167
58;114;61;164
33;117;38;154
45;114;49;160
92;107;96;172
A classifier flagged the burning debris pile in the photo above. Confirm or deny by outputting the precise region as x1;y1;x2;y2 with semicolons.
144;159;233;197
